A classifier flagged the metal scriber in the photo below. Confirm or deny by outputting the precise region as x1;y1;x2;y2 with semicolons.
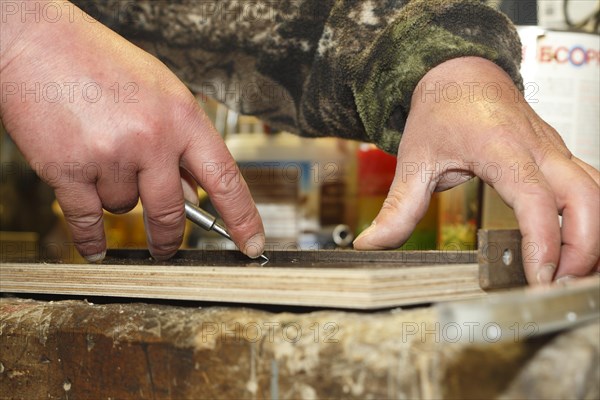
184;200;269;264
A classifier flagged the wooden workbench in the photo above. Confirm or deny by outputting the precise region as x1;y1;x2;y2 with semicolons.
1;296;598;399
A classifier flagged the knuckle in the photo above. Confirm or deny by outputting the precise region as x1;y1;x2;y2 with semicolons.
380;185;415;215
66;211;103;232
221;165;244;192
226;202;261;234
535;142;558;167
539;123;572;159
89;136;118;161
172;91;203;122
66;213;104;251
379;188;425;228
207;160;244;197
145;205;185;258
117;113;167;154
381;194;404;215
208;176;261;236
557;145;572;160
135;117;164;146
145;206;185;230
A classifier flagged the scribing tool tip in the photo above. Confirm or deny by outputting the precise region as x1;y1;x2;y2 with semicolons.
184;200;269;263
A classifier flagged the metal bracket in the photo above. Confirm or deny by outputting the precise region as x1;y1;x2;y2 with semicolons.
478;229;527;290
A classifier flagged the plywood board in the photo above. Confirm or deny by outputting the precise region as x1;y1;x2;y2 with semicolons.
0;250;484;309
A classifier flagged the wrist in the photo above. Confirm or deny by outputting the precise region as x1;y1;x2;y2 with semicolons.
411;57;518;108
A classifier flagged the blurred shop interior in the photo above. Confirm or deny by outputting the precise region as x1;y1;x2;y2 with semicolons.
1;0;598;262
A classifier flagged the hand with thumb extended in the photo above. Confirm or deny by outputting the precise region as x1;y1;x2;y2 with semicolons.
354;57;599;285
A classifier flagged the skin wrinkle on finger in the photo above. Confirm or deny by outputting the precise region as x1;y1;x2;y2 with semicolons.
435;173;475;192
380;189;426;229
142;207;185;257
54;185;107;259
146;160;184;197
142;211;184;260
212;188;262;240
64;212;104;235
139;188;185;228
194;158;250;215
55;187;104;225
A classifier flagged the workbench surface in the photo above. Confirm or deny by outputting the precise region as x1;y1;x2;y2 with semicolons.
0;297;598;399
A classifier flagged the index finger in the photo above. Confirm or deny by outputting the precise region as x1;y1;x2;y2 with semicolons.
181;113;265;258
539;154;600;278
474;144;561;285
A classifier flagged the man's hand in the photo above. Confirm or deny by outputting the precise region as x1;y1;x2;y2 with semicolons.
0;1;265;261
354;57;599;284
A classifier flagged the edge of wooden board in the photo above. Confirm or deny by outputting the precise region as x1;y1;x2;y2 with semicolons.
0;262;484;309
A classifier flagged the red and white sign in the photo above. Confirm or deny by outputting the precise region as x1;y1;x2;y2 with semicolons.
519;27;600;169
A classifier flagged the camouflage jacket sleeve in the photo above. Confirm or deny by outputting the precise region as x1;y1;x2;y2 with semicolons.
76;0;522;154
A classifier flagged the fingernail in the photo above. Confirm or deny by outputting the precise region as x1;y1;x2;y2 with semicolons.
555;275;578;284
85;250;106;263
536;263;556;284
354;221;377;244
243;233;265;259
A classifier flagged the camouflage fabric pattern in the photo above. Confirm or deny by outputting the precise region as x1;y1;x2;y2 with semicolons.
76;0;522;154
